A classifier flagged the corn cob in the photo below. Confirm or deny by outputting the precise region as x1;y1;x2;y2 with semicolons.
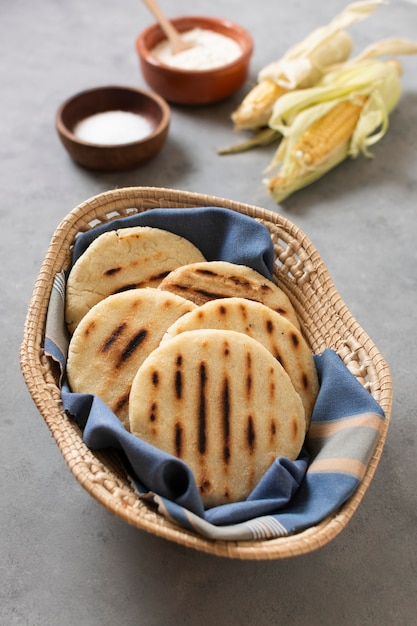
265;59;404;202
231;1;384;132
266;97;367;200
231;80;288;131
292;96;367;167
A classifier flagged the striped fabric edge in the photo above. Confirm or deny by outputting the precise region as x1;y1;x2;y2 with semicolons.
306;410;385;481
144;493;289;541
307;458;368;480
44;271;68;369
52;270;66;301
308;412;384;438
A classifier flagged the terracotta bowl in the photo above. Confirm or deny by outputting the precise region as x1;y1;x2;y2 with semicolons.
135;16;253;105
55;86;171;171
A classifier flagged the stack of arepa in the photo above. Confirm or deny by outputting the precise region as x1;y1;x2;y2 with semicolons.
65;226;318;507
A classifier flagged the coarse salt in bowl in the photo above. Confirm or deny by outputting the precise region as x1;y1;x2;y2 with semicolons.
56;86;171;171
73;110;155;145
135;16;254;105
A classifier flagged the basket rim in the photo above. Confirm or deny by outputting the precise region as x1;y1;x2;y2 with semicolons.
20;186;392;559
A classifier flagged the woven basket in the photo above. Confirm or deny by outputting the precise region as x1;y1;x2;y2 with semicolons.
20;187;392;560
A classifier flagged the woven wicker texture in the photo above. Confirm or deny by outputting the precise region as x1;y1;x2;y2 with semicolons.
20;187;392;560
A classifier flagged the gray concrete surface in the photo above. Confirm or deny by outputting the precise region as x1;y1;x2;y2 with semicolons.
1;0;416;624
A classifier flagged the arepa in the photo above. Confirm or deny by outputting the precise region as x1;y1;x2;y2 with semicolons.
129;329;306;508
158;260;300;330
66;288;197;431
65;226;206;333
163;297;318;428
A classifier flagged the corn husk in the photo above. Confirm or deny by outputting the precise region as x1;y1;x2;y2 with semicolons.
258;1;384;89
217;128;280;156
265;58;404;202
230;0;384;135
268;37;417;134
343;36;417;64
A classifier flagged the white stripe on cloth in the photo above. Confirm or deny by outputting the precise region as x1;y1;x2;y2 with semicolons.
150;494;288;541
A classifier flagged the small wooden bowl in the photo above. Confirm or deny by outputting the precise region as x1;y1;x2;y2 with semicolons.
135;16;253;105
56;86;170;171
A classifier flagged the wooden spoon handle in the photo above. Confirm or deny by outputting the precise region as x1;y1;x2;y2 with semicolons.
141;0;191;54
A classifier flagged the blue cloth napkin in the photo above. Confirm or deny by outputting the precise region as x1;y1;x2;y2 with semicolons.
44;207;385;541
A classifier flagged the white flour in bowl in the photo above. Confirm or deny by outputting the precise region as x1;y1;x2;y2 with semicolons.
73;110;153;145
151;28;242;70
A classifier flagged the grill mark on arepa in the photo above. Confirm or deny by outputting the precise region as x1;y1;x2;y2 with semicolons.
149;401;157;422
238;301;247;315
104;267;122;276
199;479;211;495
290;332;300;347
175;355;183;399
246;415;255;452
101;323;126;352
292;416;299;441
112;271;171;294
83;320;97;336
116;329;147;367
163;284;227;302
228;275;251;288
194;269;218;277
194;288;232;300
222;378;230;463
270;419;277;443
245;352;253;399
198;363;207;454
258;282;273;293
175;422;183;457
268;366;277;401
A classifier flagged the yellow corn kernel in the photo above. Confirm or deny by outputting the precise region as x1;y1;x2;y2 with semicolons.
293;96;367;167
231;80;288;131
